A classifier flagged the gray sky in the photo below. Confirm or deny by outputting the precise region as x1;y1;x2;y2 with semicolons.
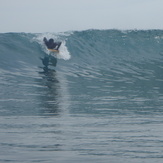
0;0;163;33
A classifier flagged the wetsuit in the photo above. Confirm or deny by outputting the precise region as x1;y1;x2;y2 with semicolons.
43;37;61;50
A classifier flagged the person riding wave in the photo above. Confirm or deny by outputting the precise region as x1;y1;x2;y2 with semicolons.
43;37;61;50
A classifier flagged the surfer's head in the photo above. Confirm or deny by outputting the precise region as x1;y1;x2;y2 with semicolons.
49;38;54;43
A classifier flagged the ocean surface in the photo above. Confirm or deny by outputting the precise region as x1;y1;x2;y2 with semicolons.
0;29;163;163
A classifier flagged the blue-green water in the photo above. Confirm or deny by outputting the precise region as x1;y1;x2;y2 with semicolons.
0;30;163;162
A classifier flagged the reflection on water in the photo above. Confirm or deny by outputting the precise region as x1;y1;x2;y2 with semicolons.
38;53;70;116
38;66;61;116
40;56;57;68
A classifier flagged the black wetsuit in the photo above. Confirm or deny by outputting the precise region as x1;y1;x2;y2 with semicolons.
43;37;61;50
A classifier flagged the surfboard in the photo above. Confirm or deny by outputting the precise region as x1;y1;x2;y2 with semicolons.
48;49;59;53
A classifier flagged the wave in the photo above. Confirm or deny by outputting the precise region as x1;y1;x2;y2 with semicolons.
0;29;163;115
1;30;163;69
0;29;163;79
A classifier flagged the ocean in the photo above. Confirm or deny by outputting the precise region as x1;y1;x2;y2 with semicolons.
0;29;163;163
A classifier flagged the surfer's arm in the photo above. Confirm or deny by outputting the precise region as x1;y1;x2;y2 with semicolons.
43;37;48;45
56;42;62;50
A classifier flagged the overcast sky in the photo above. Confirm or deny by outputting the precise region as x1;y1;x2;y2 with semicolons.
0;0;163;33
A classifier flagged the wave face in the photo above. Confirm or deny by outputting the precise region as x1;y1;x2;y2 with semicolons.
0;30;163;115
1;30;163;162
66;30;163;115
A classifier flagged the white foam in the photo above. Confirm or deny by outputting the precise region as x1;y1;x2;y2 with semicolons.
33;33;71;60
53;41;71;60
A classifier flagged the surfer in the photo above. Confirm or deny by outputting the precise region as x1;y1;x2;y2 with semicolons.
43;37;61;50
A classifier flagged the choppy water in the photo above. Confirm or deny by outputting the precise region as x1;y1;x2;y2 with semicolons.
0;30;163;162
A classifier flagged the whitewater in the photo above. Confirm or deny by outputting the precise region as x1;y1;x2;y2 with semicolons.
0;29;163;163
